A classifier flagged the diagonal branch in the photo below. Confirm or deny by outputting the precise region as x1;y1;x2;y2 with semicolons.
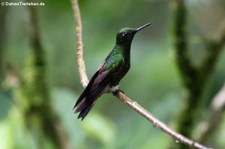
71;0;211;148
113;91;210;149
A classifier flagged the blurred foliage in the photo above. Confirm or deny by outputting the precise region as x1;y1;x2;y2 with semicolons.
0;0;225;149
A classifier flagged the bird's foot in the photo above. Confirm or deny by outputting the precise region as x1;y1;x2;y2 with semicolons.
110;85;125;95
112;88;124;95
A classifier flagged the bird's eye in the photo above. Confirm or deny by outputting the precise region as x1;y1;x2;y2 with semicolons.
122;32;128;37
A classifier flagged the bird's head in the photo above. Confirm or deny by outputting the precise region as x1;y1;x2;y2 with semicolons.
116;23;151;46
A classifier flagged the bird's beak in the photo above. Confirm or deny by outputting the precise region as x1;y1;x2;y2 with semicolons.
136;23;151;32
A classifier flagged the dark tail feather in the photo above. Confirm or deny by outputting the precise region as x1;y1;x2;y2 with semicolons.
74;87;104;120
74;84;106;120
74;71;100;109
74;70;110;120
77;102;95;120
74;95;97;120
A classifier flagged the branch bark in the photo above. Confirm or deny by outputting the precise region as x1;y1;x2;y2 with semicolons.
173;0;197;89
172;1;204;147
71;0;211;149
71;0;89;87
113;91;210;149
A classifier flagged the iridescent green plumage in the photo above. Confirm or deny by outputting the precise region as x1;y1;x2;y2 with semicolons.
74;23;150;120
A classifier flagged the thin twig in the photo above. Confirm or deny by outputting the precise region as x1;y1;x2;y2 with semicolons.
71;0;89;87
71;0;211;148
113;91;210;149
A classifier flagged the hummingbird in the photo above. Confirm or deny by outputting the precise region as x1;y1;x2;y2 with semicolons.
74;23;151;120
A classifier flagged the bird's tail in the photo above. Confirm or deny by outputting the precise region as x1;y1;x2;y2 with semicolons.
74;70;109;120
74;97;96;120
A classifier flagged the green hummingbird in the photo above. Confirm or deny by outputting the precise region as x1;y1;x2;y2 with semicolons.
74;23;151;120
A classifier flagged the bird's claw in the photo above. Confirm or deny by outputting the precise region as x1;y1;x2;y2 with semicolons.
112;89;124;95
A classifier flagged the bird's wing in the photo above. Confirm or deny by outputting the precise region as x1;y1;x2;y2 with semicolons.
74;55;124;120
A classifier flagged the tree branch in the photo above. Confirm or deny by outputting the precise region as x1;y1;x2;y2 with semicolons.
173;0;197;89
172;2;206;147
172;1;225;148
71;0;211;148
71;0;89;87
113;91;210;149
27;2;71;149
